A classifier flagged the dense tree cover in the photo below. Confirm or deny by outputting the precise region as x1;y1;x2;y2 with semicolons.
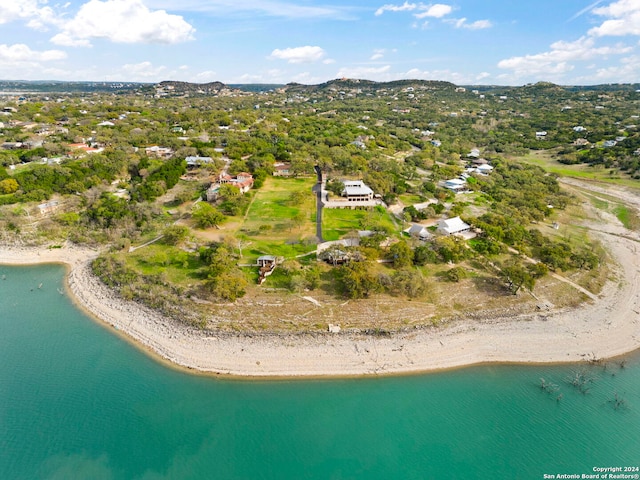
8;153;126;201
130;157;186;202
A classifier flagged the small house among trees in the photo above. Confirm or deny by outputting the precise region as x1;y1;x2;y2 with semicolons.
443;178;467;193
206;172;254;201
219;172;254;194
273;162;292;176
407;223;432;241
257;255;277;285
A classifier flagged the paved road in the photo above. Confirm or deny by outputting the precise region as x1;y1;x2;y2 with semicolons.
313;182;324;242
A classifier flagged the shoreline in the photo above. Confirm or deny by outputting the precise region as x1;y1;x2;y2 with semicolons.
1;224;639;377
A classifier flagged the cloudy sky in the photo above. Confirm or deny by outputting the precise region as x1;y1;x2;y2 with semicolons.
1;0;639;85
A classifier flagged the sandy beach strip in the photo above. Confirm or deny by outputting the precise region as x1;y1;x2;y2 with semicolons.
1;225;639;378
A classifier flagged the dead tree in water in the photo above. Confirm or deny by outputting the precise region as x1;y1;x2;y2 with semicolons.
539;378;559;394
566;369;596;394
608;393;628;410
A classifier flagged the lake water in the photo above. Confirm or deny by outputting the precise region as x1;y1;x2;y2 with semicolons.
1;264;639;479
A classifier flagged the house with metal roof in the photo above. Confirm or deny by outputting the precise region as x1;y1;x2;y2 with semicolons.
437;216;471;236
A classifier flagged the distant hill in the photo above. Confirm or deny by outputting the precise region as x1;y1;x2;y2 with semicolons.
229;84;285;92
0;80;149;93
283;78;458;94
155;81;232;96
1;78;638;96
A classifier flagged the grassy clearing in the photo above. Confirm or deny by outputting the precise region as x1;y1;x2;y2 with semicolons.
125;244;204;286
515;151;640;188
613;205;639;230
237;176;318;261
244;177;315;225
322;206;397;241
580;191;640;231
398;193;424;205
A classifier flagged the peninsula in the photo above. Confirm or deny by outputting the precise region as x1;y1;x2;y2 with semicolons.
1;80;639;376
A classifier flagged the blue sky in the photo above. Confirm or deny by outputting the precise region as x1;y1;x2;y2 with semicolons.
1;0;639;85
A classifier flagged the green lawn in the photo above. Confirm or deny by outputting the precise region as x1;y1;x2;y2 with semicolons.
398;193;425;205
238;176;318;261
126;244;204;285
322;206;398;241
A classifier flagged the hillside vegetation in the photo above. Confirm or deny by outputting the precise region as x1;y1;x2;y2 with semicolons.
1;79;636;331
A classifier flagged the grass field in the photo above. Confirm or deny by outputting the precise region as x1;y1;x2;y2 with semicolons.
126;244;204;286
237;176;318;261
398;193;425;205
322;206;398;241
515;150;640;188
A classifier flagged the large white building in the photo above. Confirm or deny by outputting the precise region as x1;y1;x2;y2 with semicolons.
437;216;471;236
342;180;374;202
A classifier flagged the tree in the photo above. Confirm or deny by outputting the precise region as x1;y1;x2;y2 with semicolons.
192;202;225;229
391;268;429;298
336;260;380;299
206;270;248;301
203;242;247;301
162;225;190;245
286;190;306;206
445;266;468;282
500;260;535;295
0;178;18;194
218;183;240;199
388;239;413;268
413;245;437;265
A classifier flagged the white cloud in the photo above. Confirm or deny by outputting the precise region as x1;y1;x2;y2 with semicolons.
447;17;492;30
498;36;632;78
335;65;392;79
269;46;326;63
403;67;477;84
461;19;492;30
589;0;640;36
370;48;386;60
120;61;166;78
0;43;66;62
147;0;351;20
50;0;195;47
414;4;452;19
234;69;286;83
588;54;640;82
291;71;325;84
375;2;417;16
375;2;452;18
194;70;219;82
568;0;604;21
0;0;56;27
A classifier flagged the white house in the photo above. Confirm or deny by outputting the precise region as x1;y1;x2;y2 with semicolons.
475;164;494;175
342;180;374;202
437;216;471;236
407;224;431;241
443;178;467;193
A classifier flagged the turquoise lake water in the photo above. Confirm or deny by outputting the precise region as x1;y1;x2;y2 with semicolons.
1;264;639;479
